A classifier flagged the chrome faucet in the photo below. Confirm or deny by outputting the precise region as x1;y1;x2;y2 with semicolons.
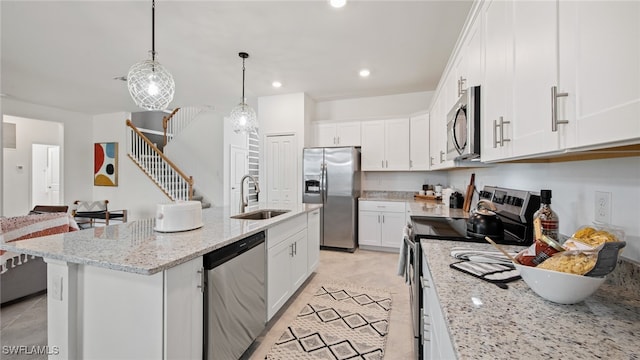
239;174;260;213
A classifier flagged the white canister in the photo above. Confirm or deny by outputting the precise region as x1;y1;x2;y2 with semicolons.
435;184;443;196
441;188;454;207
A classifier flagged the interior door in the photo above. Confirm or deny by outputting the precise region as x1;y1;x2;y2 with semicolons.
266;134;297;207
32;144;61;207
229;145;248;216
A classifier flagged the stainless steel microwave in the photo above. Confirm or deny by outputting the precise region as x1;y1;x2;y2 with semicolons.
446;86;481;161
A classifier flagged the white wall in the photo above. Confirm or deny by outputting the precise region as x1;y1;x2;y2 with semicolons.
2;116;63;216
163;110;224;206
361;171;449;193
258;93;311;205
447;157;640;263
92;112;168;220
1;98;94;217
314;91;434;121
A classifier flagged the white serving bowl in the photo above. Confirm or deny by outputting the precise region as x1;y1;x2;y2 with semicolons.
514;263;606;304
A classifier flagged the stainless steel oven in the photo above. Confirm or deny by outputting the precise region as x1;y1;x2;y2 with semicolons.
447;86;481;161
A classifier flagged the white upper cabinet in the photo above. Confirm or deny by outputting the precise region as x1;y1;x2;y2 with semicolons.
481;0;513;162
511;0;561;157
409;113;430;171
558;0;640;149
361;119;410;171
312;121;361;147
428;93;446;170
464;15;484;88
361;121;386;170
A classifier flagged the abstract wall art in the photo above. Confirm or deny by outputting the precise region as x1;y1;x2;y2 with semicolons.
94;142;118;186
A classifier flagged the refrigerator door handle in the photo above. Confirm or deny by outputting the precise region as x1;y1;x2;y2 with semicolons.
321;162;328;203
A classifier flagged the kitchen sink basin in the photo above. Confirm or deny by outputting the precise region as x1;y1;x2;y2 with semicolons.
230;209;290;220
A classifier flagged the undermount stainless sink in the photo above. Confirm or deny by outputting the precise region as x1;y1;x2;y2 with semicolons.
230;209;290;220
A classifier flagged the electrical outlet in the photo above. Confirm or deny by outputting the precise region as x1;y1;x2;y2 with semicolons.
594;191;612;224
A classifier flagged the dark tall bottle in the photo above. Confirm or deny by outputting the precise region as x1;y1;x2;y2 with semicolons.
534;190;559;241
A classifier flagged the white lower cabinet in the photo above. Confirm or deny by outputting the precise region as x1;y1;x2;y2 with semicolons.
422;254;455;360
47;256;203;360
358;201;406;250
267;214;309;320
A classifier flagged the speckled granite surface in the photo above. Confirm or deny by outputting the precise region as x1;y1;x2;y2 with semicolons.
407;201;469;219
0;204;321;275
360;191;417;201
421;240;640;360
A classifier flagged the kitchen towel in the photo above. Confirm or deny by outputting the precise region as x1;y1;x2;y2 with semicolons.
450;247;517;265
396;223;412;284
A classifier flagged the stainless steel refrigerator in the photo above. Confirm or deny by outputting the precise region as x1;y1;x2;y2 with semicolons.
303;147;360;251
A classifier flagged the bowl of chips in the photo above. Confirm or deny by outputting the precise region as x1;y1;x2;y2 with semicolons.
514;262;606;304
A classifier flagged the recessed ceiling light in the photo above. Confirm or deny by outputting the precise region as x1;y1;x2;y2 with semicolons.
272;81;282;88
359;69;371;78
329;0;346;8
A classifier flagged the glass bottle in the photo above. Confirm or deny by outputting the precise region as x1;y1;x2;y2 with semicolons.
534;189;560;241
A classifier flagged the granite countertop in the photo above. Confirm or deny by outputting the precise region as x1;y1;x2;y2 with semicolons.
0;203;321;275
407;201;469;219
421;239;640;359
359;191;470;219
359;191;417;202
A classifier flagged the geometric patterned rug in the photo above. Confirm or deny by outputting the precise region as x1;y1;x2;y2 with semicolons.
265;284;392;360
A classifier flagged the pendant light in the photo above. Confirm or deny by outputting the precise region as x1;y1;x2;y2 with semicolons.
127;0;175;111
230;52;258;134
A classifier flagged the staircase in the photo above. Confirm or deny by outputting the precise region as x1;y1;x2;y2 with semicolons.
126;110;211;208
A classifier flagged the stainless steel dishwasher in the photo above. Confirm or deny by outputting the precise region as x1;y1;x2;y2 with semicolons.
203;231;266;360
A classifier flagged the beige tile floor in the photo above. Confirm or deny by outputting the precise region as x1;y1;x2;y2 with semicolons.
0;249;413;360
246;248;414;359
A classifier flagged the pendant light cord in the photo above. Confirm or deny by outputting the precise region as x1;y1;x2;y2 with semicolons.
242;57;246;103
151;0;156;61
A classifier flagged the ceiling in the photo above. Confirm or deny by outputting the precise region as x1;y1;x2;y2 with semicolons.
1;1;472;115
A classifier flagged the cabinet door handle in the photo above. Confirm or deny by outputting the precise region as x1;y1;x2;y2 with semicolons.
290;244;294;257
381;160;384;168
493;119;499;148
337;136;340;144
551;86;569;132
439;151;445;163
410;159;413;168
377;214;380;223
293;241;297;256
430;157;434;166
385;160;388;168
197;268;205;293
382;215;385;223
499;116;511;146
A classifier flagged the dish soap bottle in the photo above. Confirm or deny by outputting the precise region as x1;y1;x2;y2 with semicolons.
534;189;559;241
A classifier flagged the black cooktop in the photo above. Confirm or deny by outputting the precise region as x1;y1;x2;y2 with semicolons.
410;216;532;246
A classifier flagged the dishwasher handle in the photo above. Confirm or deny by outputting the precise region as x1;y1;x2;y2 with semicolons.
203;231;265;270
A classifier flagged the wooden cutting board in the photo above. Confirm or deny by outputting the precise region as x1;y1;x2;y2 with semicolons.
414;194;442;201
462;173;475;212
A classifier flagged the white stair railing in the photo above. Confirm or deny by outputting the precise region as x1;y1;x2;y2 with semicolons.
162;106;212;146
127;120;193;201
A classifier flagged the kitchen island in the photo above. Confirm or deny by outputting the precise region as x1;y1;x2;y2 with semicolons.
421;239;640;359
0;203;322;360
